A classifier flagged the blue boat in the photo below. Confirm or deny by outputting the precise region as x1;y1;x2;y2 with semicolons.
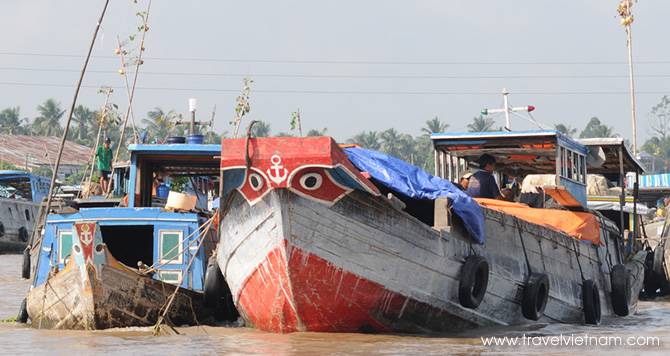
22;143;230;329
0;170;50;253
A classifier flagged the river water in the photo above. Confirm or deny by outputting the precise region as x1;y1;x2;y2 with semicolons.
1;254;668;355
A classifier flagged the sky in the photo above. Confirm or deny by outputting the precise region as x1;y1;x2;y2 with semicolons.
0;0;669;145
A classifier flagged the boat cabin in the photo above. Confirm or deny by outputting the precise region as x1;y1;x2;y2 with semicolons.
0;170;50;203
431;130;589;208
32;144;221;290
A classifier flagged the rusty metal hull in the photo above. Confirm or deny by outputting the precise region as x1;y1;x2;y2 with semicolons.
26;249;208;330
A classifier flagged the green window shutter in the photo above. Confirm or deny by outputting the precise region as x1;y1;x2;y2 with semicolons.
59;231;73;263
160;231;182;264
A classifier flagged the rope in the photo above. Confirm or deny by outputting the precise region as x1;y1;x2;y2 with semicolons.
140;214;215;275
571;238;586;282
514;218;533;276
152;217;212;336
244;120;259;169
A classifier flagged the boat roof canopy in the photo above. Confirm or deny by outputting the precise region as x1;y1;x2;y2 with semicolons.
577;138;645;174
129;144;221;176
431;130;585;175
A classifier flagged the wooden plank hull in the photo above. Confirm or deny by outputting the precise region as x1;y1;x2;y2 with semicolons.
26;248;207;330
218;189;645;333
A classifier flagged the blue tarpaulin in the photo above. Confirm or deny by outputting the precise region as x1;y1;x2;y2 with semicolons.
344;147;485;244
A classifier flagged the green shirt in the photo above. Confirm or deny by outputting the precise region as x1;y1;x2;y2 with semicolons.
96;146;112;172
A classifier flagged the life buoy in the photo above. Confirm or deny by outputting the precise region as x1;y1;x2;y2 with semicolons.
18;226;29;243
21;248;30;279
17;298;28;323
522;272;550;320
582;279;601;325
610;264;631;316
458;256;489;309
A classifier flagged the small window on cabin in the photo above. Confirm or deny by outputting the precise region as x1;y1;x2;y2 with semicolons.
59;231;73;264
158;270;182;285
159;230;183;264
25;209;30;221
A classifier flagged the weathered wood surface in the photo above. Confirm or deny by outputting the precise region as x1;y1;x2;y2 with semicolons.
219;189;645;333
26;247;208;330
0;198;39;253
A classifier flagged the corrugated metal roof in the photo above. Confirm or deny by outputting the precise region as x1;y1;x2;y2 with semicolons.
0;134;91;168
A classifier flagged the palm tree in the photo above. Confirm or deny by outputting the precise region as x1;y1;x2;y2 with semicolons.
142;107;177;143
579;117;614;138
380;128;404;157
421;116;448;136
71;105;96;143
348;131;381;151
554;123;577;137
251;121;271;137
467;116;496;132
33;99;65;136
0;107;28;134
306;128;328;136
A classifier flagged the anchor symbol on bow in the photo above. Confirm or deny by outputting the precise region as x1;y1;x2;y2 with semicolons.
79;224;93;246
267;154;288;184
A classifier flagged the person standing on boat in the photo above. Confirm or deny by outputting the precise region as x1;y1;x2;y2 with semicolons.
466;154;502;199
96;137;113;194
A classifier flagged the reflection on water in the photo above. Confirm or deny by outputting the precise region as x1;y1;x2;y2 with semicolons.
1;255;668;355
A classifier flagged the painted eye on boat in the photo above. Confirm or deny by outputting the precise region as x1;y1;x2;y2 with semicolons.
249;173;264;191
73;244;81;254
299;173;323;191
95;244;104;253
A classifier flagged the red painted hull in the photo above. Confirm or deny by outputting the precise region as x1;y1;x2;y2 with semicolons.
236;242;470;333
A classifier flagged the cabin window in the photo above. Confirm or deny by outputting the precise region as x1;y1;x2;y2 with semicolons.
158;270;182;285
100;225;154;268
25;209;30;221
159;230;183;264
58;230;73;264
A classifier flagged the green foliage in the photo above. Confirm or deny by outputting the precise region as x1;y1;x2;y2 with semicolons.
0;107;29;134
642;96;670;173
306;128;327;136
32;99;65;137
554;123;577;137
579;117;614;139
467;116;497;132
251;121;271;137
0;161;18;170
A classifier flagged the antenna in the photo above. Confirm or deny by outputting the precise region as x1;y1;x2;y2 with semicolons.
480;88;535;131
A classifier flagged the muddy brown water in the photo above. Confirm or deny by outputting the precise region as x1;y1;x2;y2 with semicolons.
1;254;668;355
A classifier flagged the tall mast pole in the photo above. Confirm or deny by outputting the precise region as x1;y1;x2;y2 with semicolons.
502;88;511;131
619;0;638;155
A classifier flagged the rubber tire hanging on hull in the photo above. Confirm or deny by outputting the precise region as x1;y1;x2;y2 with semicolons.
21;248;30;279
204;257;239;321
458;256;489;309
522;272;550;321
18;227;28;242
610;264;631;316
17;298;28;323
582;279;601;325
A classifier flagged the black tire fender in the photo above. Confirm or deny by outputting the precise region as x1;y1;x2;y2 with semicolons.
21;248;30;279
204;256;224;309
582;279;601;325
458;256;489;309
18;226;29;243
522;272;550;321
17;298;28;323
610;264;631;316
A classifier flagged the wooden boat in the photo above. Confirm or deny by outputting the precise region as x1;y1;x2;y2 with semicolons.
27;221;206;329
24;143;228;329
0;170;49;253
217;133;646;333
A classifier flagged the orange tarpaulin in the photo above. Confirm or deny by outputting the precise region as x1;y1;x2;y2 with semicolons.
475;198;602;245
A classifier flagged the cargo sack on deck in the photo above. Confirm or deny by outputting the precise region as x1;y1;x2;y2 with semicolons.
344;147;485;243
475;198;601;245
